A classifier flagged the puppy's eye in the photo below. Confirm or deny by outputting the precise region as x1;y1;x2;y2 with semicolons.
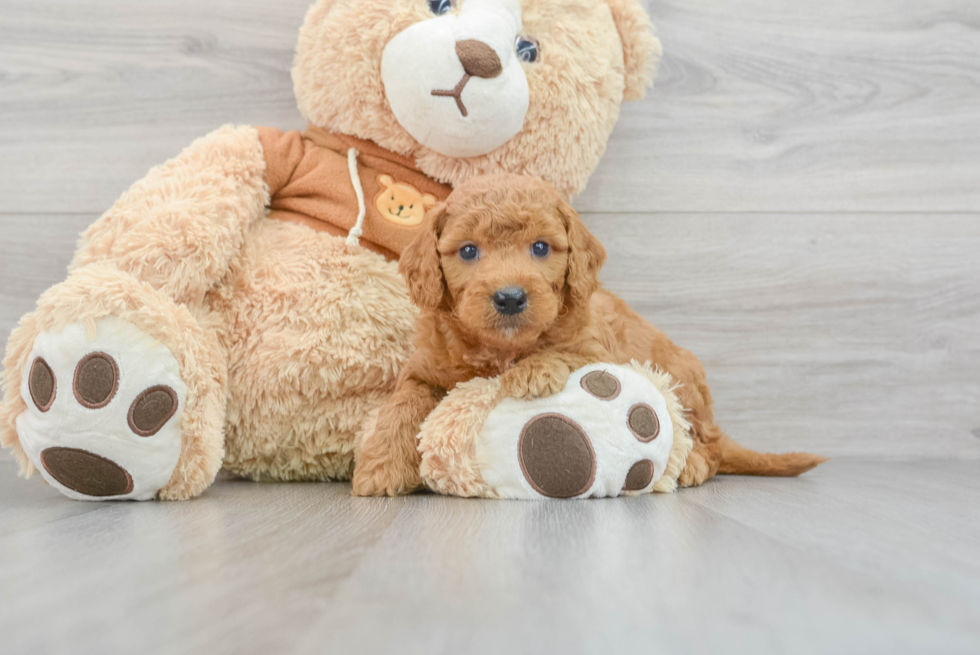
459;244;480;261
428;0;454;15
531;241;550;258
516;36;539;63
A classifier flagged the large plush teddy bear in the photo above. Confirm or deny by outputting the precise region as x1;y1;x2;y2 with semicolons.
0;0;748;501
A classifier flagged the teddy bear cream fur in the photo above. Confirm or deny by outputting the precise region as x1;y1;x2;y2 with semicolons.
0;0;663;500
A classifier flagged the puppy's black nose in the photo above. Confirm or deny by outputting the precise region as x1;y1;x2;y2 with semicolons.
493;287;527;316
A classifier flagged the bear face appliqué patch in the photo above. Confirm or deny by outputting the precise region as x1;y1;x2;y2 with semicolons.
375;174;438;227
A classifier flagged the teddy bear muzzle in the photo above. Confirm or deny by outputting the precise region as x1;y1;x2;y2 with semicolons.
381;0;529;158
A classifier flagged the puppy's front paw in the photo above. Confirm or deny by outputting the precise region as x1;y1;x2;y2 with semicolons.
351;457;421;497
677;449;712;488
500;361;571;400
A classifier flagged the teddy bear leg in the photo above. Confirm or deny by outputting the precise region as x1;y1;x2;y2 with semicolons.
418;362;693;499
1;265;228;501
1;124;267;500
69;124;269;308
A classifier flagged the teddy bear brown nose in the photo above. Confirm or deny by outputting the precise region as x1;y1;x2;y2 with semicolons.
456;39;502;79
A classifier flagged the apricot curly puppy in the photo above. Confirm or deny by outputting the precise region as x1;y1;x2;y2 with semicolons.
352;174;826;496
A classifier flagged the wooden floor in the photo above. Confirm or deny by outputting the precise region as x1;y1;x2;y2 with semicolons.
3;454;980;654
1;0;979;653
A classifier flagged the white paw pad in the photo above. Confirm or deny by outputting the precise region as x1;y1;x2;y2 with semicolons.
18;318;186;501
476;364;675;499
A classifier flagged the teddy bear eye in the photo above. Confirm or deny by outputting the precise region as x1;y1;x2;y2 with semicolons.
531;241;550;258
516;36;539;63
428;0;453;15
459;244;479;261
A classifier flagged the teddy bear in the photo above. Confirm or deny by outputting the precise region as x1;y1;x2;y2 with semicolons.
1;0;756;501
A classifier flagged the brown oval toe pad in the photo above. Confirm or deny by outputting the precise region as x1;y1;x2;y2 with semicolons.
628;404;660;442
73;352;119;409
40;447;134;497
518;413;596;498
128;385;178;437
580;370;621;400
29;357;57;412
622;459;655;492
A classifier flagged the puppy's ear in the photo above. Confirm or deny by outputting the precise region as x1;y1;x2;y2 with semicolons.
558;198;607;306
604;0;662;101
399;202;448;310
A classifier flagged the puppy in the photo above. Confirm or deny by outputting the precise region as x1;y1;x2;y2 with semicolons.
352;174;825;496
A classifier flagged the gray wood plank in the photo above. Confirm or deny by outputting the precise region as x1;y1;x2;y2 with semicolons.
1;456;978;655
688;458;980;590
3;212;979;459
0;456;406;655
0;0;309;215
300;460;980;655
581;0;980;213
1;0;978;214
0;213;90;346
588;212;980;459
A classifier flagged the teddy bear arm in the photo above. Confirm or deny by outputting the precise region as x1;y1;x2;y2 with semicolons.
70;125;272;307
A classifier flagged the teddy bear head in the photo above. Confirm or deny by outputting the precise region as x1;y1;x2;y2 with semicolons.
293;0;660;198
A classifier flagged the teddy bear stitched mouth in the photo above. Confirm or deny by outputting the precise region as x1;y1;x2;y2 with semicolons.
432;74;472;117
430;39;504;118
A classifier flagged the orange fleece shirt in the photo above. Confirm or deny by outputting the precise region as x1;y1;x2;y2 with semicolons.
258;124;452;260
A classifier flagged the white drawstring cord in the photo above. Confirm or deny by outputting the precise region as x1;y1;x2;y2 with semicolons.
345;148;366;248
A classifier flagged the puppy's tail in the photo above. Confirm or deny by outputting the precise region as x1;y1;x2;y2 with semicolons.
717;435;827;477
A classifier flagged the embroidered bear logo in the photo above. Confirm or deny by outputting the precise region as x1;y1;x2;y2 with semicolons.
375;174;438;227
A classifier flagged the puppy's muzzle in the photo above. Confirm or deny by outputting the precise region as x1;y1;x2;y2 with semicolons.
493;287;527;316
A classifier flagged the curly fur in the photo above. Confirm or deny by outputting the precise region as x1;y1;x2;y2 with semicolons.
353;174;827;496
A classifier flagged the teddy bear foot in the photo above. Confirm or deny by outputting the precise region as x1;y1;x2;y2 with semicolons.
2;265;227;501
419;362;694;499
17;318;187;501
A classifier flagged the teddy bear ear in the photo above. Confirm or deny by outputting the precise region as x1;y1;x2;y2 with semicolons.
378;174;394;188
604;0;663;101
422;194;438;206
